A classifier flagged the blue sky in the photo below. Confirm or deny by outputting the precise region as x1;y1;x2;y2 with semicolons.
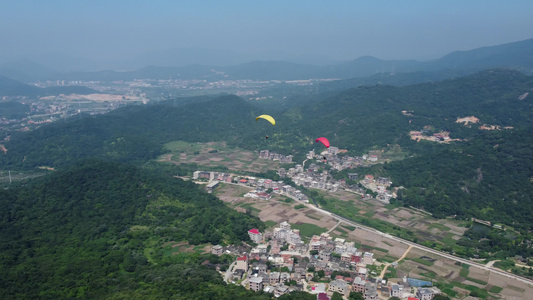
1;0;533;65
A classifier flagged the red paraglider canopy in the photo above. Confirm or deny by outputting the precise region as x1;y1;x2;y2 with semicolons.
315;137;330;148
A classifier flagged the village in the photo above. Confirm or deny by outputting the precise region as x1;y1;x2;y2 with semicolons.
190;150;446;299
194;146;397;205
210;220;440;300
182;141;533;300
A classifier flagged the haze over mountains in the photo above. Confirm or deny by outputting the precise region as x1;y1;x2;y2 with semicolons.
1;37;533;83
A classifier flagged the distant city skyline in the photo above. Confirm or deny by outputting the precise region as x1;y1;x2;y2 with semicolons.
1;0;533;69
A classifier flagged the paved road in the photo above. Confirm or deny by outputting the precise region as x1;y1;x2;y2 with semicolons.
225;261;237;283
298;200;533;286
214;176;533;286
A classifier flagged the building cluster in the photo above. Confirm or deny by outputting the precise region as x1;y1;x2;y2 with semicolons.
193;170;309;201
359;175;395;204
0;99;128;133
196;146;397;202
212;221;441;300
307;147;377;171
287;163;341;192
259;150;293;163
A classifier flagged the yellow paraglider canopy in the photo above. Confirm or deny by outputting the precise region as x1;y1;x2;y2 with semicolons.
255;114;275;125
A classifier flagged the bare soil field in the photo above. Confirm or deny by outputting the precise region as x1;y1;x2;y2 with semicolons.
216;183;338;238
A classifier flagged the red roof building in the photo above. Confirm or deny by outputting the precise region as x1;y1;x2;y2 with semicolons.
248;229;263;243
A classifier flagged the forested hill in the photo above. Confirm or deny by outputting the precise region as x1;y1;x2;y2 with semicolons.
2;70;533;229
1;94;261;169
0;161;265;298
295;69;533;228
275;69;533;153
382;128;533;228
4;69;533;171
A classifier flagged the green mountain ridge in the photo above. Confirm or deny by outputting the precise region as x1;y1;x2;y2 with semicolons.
2;70;533;229
0;161;265;298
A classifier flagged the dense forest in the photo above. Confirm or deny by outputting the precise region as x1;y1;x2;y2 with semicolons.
0;161;270;298
2;70;533;231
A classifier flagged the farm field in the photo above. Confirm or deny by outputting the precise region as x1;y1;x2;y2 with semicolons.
215;183;533;300
315;189;469;251
215;183;336;241
156;141;533;299
158;141;280;173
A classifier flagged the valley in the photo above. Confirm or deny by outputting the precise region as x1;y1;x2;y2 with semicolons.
157;140;533;299
1;41;533;300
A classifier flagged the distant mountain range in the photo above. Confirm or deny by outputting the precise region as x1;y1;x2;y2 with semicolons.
1;38;533;83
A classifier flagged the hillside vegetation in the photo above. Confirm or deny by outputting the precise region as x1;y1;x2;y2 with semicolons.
0;161;265;298
2;70;533;230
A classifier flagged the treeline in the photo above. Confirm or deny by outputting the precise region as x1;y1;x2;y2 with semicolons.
0;161;265;298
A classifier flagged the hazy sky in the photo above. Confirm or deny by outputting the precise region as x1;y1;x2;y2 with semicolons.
2;0;533;65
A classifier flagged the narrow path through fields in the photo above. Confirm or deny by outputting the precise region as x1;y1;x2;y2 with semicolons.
326;221;342;234
379;245;413;279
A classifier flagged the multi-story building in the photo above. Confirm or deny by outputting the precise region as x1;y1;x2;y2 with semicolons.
249;276;263;292
357;266;367;279
351;252;362;264
211;245;223;256
235;255;248;272
248;229;263;243
328;279;349;296
287;231;302;245
352;276;366;293
341;253;351;263
363;252;374;265
390;284;402;298
319;251;331;261
206;180;219;193
269;272;280;284
280;221;291;231
416;288;434;300
364;282;378;300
